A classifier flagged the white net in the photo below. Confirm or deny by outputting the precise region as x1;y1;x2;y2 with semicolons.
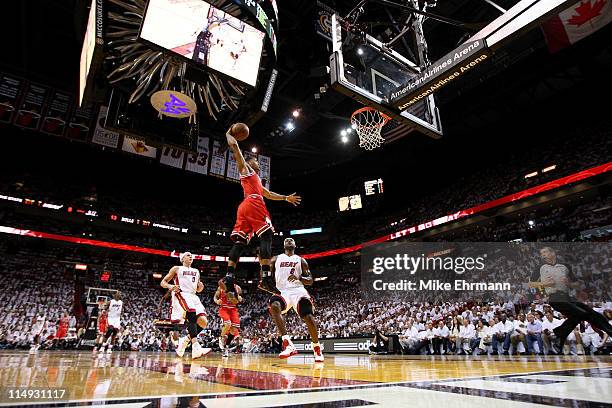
350;108;390;150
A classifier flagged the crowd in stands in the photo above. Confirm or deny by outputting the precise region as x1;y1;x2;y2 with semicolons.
0;120;610;355
0;231;610;356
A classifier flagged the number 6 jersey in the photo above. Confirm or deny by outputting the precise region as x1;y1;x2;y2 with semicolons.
275;253;303;291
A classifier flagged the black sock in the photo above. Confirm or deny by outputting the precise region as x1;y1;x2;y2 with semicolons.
261;264;271;278
226;265;235;278
226;333;235;346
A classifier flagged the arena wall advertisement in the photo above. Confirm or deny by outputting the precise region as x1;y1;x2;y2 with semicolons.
293;337;374;354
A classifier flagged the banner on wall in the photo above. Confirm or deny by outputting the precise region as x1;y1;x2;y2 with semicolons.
0;73;25;124
185;136;210;174
14;81;48;130
209;140;228;177
66;104;93;142
160;146;186;168
122;135;158;158
226;151;240;182
258;154;271;188
91;106;120;148
40;90;72;136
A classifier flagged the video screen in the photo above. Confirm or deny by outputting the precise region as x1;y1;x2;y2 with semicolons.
140;0;265;86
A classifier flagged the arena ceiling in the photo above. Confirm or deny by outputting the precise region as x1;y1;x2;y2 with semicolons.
1;0;611;188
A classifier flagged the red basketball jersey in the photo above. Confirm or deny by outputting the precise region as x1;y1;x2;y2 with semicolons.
219;288;238;309
240;169;264;199
98;312;108;332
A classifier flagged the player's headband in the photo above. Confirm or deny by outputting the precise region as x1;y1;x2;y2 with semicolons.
180;252;193;262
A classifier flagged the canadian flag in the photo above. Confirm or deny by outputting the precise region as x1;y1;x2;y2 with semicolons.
542;0;612;52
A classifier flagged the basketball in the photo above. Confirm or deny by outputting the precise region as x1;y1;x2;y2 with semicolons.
230;122;249;141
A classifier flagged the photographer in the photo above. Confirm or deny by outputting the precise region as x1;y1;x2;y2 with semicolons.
369;328;389;354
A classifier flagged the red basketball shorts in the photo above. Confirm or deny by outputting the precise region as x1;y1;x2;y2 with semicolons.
231;198;274;241
219;307;240;331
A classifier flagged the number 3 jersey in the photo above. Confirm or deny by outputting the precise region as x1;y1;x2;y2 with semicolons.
175;266;200;294
172;265;207;319
274;253;303;291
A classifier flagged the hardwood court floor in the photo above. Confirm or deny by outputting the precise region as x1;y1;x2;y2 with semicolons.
0;350;610;407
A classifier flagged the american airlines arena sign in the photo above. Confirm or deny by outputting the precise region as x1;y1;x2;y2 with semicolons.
390;40;490;110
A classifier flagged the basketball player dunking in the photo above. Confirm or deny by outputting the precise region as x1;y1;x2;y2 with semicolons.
98;291;123;356
222;125;301;294
160;252;212;359
268;238;324;362
214;280;242;358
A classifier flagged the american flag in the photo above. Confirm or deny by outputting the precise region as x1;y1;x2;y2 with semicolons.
383;100;430;142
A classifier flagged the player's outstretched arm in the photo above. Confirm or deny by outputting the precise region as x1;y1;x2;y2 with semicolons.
226;127;248;174
262;187;301;206
161;266;180;292
300;258;313;286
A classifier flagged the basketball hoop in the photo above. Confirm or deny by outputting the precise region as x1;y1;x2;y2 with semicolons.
350;107;390;150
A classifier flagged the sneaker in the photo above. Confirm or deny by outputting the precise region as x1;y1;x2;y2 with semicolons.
279;344;298;359
258;277;279;294
313;343;324;363
176;337;189;358
219;336;226;351
192;342;212;359
223;348;230;358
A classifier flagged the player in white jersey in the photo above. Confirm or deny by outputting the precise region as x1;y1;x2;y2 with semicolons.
29;314;47;353
161;252;212;359
98;291;123;356
268;238;323;362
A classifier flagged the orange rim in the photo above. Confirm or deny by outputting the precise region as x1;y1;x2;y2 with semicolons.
350;107;391;130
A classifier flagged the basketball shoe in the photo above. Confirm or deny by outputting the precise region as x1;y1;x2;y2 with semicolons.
279;338;298;359
192;342;212;359
176;336;189;358
312;342;324;363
